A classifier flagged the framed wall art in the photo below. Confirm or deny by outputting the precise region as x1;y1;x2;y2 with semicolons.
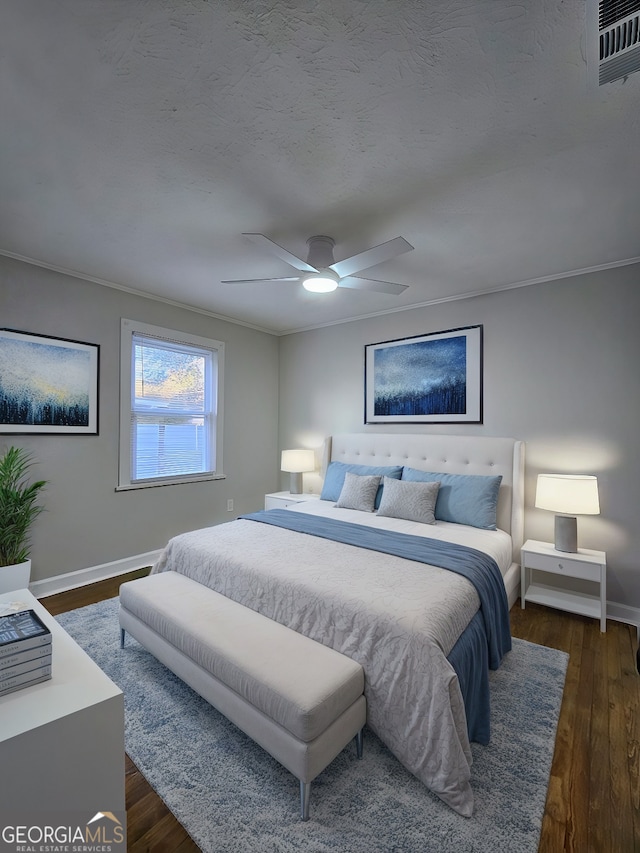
365;325;483;424
0;328;99;434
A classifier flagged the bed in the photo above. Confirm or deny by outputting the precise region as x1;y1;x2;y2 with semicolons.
151;432;525;816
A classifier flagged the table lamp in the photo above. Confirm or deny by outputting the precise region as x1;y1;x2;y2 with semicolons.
535;473;600;552
280;449;315;495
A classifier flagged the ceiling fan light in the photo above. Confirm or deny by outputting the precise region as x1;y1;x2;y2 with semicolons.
302;272;339;293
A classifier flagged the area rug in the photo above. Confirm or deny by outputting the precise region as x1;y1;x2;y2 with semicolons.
57;598;568;853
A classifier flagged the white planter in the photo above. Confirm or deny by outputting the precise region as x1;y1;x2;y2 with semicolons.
0;559;32;594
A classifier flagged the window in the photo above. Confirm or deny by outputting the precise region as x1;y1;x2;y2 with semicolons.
118;319;224;489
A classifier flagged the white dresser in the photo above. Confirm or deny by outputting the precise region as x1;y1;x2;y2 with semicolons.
0;589;125;812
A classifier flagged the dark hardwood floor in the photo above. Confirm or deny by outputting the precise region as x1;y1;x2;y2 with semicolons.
42;572;199;853
41;575;640;853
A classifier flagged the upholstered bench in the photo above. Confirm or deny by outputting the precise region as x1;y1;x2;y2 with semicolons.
118;571;366;820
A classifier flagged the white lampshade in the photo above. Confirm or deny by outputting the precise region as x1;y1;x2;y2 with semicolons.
281;448;315;495
535;473;599;552
281;449;315;473
535;474;600;515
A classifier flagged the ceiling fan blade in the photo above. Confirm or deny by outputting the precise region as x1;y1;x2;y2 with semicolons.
338;276;409;295
221;276;301;284
330;236;413;278
242;233;317;273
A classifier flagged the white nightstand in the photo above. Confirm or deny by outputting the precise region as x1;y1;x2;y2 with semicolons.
264;491;321;510
521;539;607;632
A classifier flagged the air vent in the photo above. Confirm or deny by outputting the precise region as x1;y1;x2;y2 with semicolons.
597;0;640;84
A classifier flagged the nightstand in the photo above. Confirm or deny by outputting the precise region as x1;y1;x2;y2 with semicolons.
264;491;321;510
521;539;607;632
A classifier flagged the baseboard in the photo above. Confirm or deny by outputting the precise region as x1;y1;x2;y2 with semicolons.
606;601;640;640
29;551;162;599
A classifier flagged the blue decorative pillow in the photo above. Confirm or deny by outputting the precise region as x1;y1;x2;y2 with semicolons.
401;467;503;530
320;462;403;508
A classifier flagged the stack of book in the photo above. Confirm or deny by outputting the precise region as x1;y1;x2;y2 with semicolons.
0;608;52;697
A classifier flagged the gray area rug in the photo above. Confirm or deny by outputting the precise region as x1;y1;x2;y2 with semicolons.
57;598;568;853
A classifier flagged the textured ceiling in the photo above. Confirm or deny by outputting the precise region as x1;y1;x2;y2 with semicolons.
1;1;639;334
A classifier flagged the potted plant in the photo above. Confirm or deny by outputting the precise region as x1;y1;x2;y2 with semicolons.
0;446;47;593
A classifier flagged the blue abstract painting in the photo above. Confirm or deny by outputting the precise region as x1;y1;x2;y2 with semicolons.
373;336;467;416
0;330;99;433
365;326;482;424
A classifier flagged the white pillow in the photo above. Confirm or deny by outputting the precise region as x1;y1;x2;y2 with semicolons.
335;472;382;512
376;477;440;524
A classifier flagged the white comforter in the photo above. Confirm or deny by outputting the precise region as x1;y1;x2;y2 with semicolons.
152;500;513;816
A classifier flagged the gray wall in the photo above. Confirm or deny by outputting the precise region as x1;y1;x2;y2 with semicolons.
278;264;640;611
1;256;280;583
3;254;639;613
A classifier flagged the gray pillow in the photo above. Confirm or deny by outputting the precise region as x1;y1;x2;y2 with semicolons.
376;477;440;525
335;472;382;512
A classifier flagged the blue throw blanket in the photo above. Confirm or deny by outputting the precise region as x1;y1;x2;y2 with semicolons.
242;509;512;743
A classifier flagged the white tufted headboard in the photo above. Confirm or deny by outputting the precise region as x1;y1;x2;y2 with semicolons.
322;433;525;563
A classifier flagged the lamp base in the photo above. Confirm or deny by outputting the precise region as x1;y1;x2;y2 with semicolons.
555;515;577;552
289;472;303;494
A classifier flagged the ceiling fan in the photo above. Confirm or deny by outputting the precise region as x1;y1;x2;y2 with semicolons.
222;233;413;294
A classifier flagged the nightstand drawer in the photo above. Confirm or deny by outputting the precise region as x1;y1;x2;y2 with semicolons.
265;496;296;509
523;551;601;582
264;492;321;510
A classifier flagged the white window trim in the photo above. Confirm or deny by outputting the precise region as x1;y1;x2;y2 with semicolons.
117;318;225;491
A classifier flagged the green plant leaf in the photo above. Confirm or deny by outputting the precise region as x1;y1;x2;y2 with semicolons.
0;447;47;567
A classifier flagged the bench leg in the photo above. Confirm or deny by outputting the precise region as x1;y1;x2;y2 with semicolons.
355;727;364;759
300;780;311;821
299;728;363;820
120;628;125;649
